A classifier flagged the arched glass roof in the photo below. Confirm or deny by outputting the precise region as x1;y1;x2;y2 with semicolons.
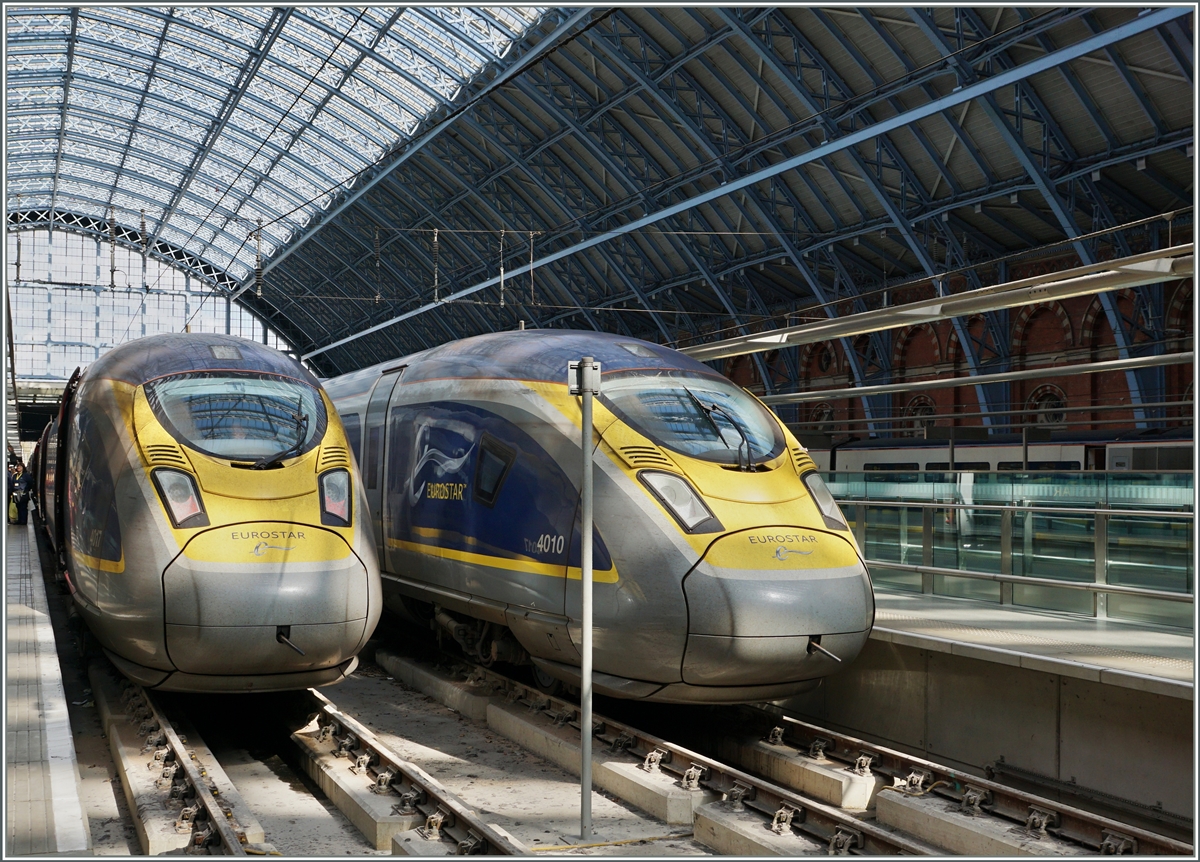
6;5;548;281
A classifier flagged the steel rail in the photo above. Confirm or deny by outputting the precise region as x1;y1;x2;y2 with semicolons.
745;707;1193;856
864;561;1194;603
450;658;1191;855
136;687;250;854
305;688;525;855
839;498;1194;519
465;668;939;854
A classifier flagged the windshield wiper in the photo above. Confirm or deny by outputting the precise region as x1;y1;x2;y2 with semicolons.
682;387;724;440
253;405;308;470
705;401;752;471
683;388;751;471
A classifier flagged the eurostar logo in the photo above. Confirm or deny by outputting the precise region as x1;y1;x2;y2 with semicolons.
775;545;813;560
253;542;295;556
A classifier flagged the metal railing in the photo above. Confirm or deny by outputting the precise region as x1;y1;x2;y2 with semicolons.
830;473;1194;627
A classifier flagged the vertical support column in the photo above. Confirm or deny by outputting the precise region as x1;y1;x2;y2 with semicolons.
854;504;866;552
1000;508;1013;605
1023;505;1034;579
568;357;600;840
1094;508;1109;619
922;506;934;594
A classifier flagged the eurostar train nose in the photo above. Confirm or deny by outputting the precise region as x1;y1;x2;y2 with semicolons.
681;527;874;687
162;523;372;679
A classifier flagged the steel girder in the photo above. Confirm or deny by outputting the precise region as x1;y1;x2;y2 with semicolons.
8;208;238;291
739;8;1015;426
300;6;1190;384
910;7;1183;422
149;9;291;247
250;8;594;285
46;9;80;224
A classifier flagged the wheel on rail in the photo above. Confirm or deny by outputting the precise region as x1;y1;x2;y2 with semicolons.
532;665;562;697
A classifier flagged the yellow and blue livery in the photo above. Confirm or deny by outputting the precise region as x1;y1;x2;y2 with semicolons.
37;333;381;693
325;330;873;703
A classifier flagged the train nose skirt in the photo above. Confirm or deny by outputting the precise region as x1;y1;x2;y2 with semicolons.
680;529;874;686
163;525;370;674
681;631;868;686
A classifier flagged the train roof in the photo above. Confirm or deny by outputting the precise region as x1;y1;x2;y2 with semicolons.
829;426;1193;449
323;330;722;397
84;333;321;389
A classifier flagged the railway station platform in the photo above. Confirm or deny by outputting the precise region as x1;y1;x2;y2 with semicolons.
6;521;90;856
871;589;1192;699
781;582;1194;828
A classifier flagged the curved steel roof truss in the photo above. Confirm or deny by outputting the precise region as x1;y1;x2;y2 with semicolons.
8;6;1191;412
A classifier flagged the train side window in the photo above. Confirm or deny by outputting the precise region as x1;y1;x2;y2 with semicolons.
923;461;989;482
1157;447;1193;471
473;433;515;507
997;461;1081;472
863;462;918;482
340;413;362;464
366;426;381;489
68;409;123;562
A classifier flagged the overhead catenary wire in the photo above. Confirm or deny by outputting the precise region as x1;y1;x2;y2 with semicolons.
155;3;1072;312
246;8;1063;247
175;7;369;333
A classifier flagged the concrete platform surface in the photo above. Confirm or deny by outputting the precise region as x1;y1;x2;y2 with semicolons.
6;522;90;856
872;589;1193;698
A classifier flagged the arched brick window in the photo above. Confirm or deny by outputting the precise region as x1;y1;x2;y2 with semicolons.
1026;384;1068;428
902;395;936;437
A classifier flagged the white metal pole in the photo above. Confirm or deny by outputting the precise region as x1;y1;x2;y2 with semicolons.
579;355;594;840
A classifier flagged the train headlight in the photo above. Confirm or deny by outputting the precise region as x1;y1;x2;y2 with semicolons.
151;469;209;529
319;469;352;527
639;471;723;533
802;471;848;531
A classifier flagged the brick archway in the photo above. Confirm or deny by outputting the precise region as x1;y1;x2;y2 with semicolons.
891;323;942;372
1080;289;1141;346
1167;281;1193;336
946;315;987;366
1011;300;1074;361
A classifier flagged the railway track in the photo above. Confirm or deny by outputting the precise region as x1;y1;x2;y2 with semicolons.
90;661;525;856
734;705;1193;855
373;642;1192;857
302;687;525;855
89;637;1193;857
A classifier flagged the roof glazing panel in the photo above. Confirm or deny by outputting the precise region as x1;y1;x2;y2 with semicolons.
6;5;549;286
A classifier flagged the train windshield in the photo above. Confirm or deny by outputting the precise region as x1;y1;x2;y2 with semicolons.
144;372;327;462
601;371;785;466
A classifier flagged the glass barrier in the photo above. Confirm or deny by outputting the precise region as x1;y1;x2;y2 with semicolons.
826;471;1194;511
830;472;1194;629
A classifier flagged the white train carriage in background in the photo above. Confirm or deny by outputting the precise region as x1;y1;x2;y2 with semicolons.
803;427;1193;476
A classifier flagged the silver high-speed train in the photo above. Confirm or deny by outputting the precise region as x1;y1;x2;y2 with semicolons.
326;330;873;703
37;333;381;692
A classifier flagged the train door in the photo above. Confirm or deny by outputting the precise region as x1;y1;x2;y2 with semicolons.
45;367;81;560
363;367;405;554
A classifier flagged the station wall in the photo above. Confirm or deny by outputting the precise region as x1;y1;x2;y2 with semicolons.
780;639;1193;821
